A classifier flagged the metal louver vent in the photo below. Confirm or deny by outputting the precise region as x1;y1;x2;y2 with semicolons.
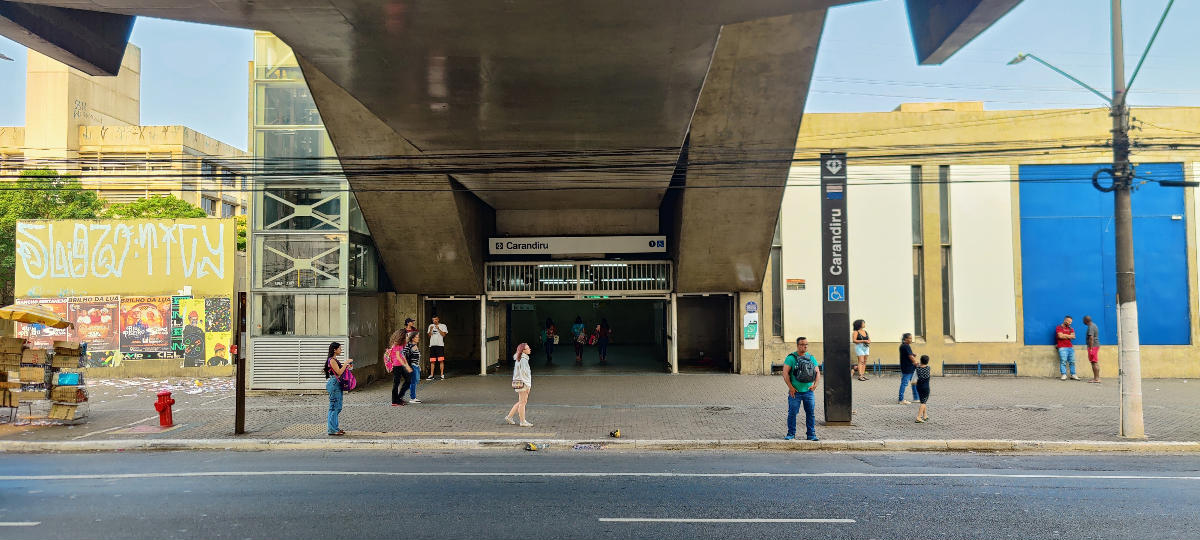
249;336;347;389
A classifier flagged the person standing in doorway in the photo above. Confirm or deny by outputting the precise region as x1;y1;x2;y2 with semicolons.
324;342;352;436
852;319;870;381
1055;316;1078;380
571;315;587;367
403;331;422;403
403;318;421;392
427;314;448;380
1084;315;1101;383
595;318;612;366
506;342;534;427
542;318;557;367
913;355;932;423
782;336;821;441
387;329;411;406
898;333;919;404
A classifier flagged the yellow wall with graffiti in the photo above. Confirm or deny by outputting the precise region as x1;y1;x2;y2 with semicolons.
13;218;235;298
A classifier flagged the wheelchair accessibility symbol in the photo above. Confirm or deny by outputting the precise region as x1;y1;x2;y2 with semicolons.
827;285;845;302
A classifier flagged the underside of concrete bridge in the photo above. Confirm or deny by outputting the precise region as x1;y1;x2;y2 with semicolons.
1;0;1022;294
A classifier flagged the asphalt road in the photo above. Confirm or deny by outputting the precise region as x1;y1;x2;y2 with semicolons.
0;450;1197;540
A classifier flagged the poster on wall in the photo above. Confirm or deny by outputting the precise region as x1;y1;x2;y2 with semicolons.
205;332;232;366
69;296;120;367
14;297;71;349
179;298;206;367
204;297;232;333
119;296;171;359
169;296;189;359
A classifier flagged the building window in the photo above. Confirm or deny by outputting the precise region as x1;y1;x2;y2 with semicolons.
262;85;321;125
939;165;954;338
222;203;236;218
770;212;783;337
201;197;217;216
911;166;925;339
257;293;345;336
222;170;236;187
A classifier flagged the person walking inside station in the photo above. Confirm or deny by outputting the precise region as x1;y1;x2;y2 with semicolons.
323;341;352;436
426;314;448;380
1084;315;1101;383
571;315;587;367
1055;315;1078;380
782;336;821;441
898;332;920;404
595;318;612;366
541;318;558;367
852;319;870;381
506;342;534;427
912;355;932;423
387;329;412;406
403;331;422;403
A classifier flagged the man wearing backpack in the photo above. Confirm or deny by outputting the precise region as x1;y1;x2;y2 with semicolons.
782;336;821;441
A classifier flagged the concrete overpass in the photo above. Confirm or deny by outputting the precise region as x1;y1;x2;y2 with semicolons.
0;0;1022;295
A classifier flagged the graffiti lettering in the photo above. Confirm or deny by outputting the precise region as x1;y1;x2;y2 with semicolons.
15;220;229;297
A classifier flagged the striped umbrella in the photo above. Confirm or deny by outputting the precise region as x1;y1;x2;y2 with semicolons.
0;304;73;329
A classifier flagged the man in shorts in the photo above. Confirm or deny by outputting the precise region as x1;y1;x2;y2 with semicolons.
1084;315;1101;383
427;315;448;380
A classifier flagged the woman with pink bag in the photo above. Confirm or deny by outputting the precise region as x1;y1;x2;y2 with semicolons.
505;343;534;427
387;329;412;406
324;341;353;436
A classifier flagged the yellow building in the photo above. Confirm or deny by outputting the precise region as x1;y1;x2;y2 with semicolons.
0;44;249;217
754;102;1200;379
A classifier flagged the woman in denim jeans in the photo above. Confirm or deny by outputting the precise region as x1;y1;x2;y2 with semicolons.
324;341;352;436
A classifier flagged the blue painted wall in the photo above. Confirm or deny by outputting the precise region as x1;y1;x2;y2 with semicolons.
1019;163;1190;346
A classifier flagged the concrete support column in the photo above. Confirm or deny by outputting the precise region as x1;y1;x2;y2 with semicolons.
671;10;825;293
479;296;488;376
668;293;679;374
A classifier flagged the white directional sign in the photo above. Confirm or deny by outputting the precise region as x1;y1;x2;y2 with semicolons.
489;236;667;255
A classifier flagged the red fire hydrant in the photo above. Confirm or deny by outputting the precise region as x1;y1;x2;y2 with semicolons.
154;391;175;427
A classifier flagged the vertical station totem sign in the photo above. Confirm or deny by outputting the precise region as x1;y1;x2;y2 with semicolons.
821;153;852;424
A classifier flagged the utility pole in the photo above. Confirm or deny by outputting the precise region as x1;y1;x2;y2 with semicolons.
1109;0;1145;438
1011;0;1178;438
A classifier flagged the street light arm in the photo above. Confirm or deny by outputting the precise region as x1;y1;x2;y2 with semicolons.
1014;53;1113;105
1126;0;1174;93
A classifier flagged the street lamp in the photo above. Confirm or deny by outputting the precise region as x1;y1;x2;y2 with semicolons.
1008;0;1177;439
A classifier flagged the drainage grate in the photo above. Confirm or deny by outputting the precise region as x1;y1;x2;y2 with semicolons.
942;362;1018;376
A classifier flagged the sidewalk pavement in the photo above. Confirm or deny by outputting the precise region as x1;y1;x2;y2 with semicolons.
1;372;1196;448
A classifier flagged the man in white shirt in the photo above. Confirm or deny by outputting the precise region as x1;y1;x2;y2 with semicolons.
426;315;448;380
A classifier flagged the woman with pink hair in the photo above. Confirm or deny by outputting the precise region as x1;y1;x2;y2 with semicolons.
505;342;534;427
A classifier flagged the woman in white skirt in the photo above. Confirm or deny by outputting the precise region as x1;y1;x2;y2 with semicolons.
505;342;534;427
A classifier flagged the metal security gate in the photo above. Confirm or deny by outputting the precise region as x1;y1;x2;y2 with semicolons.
485;260;671;298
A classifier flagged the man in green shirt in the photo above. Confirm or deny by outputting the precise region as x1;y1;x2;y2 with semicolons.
782;336;821;441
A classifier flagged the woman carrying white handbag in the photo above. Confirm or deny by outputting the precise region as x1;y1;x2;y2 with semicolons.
505;342;534;427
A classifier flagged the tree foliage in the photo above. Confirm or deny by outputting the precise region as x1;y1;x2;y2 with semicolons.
99;194;207;219
0;170;106;302
235;215;247;252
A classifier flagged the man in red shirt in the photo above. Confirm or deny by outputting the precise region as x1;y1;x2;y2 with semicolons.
1055;315;1078;380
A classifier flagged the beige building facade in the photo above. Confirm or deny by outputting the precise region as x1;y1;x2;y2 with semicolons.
0;44;249;217
750;102;1200;380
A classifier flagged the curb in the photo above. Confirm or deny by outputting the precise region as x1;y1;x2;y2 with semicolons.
1;438;1197;454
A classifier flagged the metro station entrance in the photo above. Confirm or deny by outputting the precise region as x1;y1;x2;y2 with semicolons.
479;260;738;375
507;298;669;374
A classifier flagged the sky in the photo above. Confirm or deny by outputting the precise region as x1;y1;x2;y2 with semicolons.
0;0;1197;151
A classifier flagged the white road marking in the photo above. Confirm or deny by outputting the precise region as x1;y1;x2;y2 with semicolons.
600;518;854;523
0;471;1197;481
0;522;41;527
71;415;159;440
